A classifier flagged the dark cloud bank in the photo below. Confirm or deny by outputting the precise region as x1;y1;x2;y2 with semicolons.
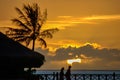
36;44;120;70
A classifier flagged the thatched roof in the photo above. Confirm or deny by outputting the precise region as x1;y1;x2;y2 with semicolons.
0;32;45;68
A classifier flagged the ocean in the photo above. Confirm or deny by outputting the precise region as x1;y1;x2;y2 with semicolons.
34;70;120;74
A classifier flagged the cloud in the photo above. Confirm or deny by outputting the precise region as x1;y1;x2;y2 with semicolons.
83;14;120;20
49;16;96;24
47;40;102;52
45;16;96;30
36;43;120;70
45;14;120;30
48;40;82;48
2;14;120;30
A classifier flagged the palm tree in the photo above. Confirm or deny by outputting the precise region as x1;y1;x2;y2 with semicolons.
6;3;58;51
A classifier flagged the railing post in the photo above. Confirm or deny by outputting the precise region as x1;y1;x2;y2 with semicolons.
33;73;120;80
105;74;107;80
53;72;55;80
90;74;92;80
74;74;77;80
56;72;59;80
98;74;100;80
113;72;115;80
83;74;85;80
45;74;47;80
35;75;39;80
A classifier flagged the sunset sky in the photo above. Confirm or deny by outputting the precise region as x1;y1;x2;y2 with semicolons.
0;0;120;70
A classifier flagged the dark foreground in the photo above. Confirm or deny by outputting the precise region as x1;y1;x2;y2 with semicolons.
34;72;120;80
0;73;120;80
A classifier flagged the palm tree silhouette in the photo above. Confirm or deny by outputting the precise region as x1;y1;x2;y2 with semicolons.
6;3;58;51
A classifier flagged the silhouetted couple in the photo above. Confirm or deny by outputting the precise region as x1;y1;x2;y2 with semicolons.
60;66;71;80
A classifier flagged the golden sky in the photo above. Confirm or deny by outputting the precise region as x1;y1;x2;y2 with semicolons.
0;0;120;70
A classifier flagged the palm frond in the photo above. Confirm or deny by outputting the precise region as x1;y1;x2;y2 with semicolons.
40;9;47;26
42;9;47;22
40;28;59;38
38;38;47;48
23;4;31;16
23;4;39;29
8;33;32;47
25;37;32;46
6;28;29;35
34;3;39;19
40;31;53;38
36;23;41;32
11;35;26;40
11;19;31;31
16;36;29;42
15;8;26;19
15;7;31;26
45;28;59;33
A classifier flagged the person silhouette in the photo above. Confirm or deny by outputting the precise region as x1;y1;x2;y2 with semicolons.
60;67;64;80
65;66;71;80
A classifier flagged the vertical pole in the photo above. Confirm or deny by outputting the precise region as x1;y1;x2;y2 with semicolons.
98;74;100;80
105;74;107;80
45;74;47;80
53;72;55;80
83;74;85;80
56;72;59;80
90;74;92;80
113;72;115;80
74;74;76;80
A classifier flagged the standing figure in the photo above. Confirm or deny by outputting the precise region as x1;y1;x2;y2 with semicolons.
65;66;71;80
60;67;64;80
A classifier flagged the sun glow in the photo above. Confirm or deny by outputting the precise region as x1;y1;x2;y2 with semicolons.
67;58;81;65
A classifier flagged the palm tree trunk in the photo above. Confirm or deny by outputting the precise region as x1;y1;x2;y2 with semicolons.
32;27;36;51
32;39;35;51
28;39;35;80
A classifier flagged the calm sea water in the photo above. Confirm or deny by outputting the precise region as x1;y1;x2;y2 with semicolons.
34;70;120;74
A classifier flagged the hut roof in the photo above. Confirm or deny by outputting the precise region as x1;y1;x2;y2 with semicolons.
0;32;45;68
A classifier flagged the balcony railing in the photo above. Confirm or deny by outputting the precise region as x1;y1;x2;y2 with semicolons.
33;72;120;80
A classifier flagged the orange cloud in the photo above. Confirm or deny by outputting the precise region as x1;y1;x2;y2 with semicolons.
45;16;96;30
83;14;120;20
83;42;102;49
47;40;81;49
80;54;102;64
45;14;120;30
3;15;119;30
47;40;102;52
36;40;120;70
